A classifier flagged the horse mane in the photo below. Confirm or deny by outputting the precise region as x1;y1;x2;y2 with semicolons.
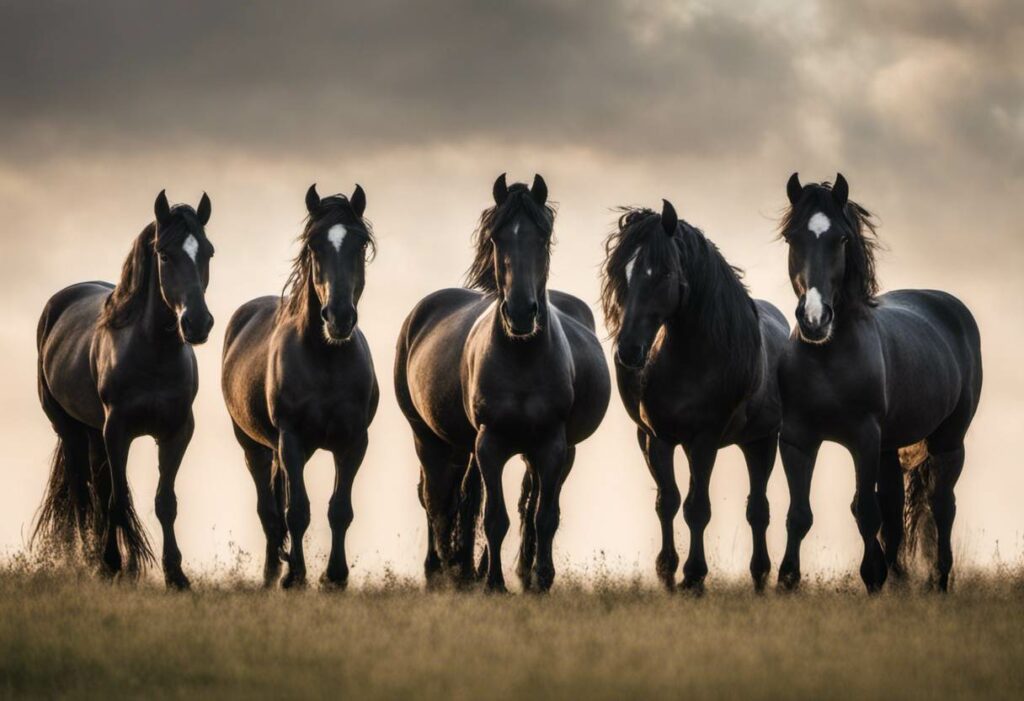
100;208;198;329
602;207;760;361
464;184;556;293
278;195;375;323
779;181;881;307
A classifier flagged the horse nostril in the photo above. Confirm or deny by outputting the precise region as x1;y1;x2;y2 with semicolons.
528;301;539;317
320;308;331;324
821;306;834;326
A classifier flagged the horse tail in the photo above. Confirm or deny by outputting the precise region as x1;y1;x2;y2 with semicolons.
32;436;94;559
116;485;155;573
900;441;936;571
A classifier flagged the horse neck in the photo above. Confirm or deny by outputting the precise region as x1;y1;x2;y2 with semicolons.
139;257;181;344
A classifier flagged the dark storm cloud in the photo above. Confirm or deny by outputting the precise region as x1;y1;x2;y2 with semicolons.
0;0;799;158
0;0;1020;171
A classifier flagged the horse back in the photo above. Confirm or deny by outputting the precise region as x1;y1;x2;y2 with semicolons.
37;282;113;428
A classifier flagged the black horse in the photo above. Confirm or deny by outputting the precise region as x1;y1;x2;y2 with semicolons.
394;174;610;592
601;201;788;592
34;191;215;588
222;184;379;589
776;173;982;593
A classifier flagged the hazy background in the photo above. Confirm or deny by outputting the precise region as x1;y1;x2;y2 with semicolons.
1;0;1021;584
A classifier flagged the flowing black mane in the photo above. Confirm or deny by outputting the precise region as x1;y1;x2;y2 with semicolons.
464;184;556;293
100;207;203;329
779;181;881;307
602;207;760;359
278;195;375;323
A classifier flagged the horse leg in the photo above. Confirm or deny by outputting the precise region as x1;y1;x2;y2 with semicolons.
680;436;718;593
86;429;110;561
529;436;572;593
413;429;462;586
456;454;484;583
154;414;194;590
740;433;777;592
927;444;964;592
515;467;538;590
778;435;821;591
877;450;906;581
849;424;887;593
278;430;312;589
324;432;369;589
101;414;150;578
233;422;283;588
475;427;515;592
638;429;680;591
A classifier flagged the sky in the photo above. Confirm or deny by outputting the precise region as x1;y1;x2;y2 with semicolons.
0;0;1021;585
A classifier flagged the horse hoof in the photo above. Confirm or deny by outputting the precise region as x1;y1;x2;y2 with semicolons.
320;573;348;592
679;578;706;596
282;571;307;590
751;572;770;594
777;571;801;592
485;582;509;595
165;571;191;591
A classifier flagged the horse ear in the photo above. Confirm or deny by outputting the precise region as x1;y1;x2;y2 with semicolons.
305;184;321;214
196;192;211;226
492;173;509;206
154;190;171;225
350;184;366;218
833;173;849;209
530;174;548;205
661;199;678;237
786;172;803;206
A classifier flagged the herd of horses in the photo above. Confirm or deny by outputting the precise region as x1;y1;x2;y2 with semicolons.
32;173;982;595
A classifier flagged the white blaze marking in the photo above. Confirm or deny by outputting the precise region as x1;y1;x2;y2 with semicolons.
328;224;347;251
804;287;824;325
625;251;639;283
183;234;199;262
513;222;520;237
808;212;831;238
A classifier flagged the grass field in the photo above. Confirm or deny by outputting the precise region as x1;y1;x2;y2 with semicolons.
2;561;1023;700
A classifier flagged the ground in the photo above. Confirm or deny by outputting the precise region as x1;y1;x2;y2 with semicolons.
2;562;1023;700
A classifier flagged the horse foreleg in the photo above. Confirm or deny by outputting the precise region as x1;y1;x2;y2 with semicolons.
475;427;515;592
740;433;777;592
680;436;718;594
928;445;964;592
850;423;887;593
100;415;135;577
325;432;369;589
279;430;312;589
877;450;906;581
514;467;538;590
778;434;820;591
639;429;680;591
155;414;194;590
529;434;572;593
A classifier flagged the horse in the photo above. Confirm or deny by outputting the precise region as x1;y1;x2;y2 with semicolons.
34;190;215;589
600;200;789;592
222;184;379;589
776;173;982;593
394;174;610;592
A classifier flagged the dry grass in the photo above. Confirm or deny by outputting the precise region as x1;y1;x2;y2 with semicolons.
1;558;1023;700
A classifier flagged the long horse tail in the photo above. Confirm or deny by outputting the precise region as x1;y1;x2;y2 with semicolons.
117;486;155;574
32;436;94;559
900;441;937;572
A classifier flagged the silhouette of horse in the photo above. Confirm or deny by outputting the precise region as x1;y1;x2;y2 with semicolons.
776;173;982;593
34;191;215;588
394;174;610;592
601;200;789;592
222;184;379;589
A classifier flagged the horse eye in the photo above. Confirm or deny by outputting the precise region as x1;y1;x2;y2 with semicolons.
158;252;170;263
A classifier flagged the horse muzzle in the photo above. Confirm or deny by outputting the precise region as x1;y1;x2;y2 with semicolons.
500;300;539;338
614;342;649;370
796;292;834;345
179;309;214;345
